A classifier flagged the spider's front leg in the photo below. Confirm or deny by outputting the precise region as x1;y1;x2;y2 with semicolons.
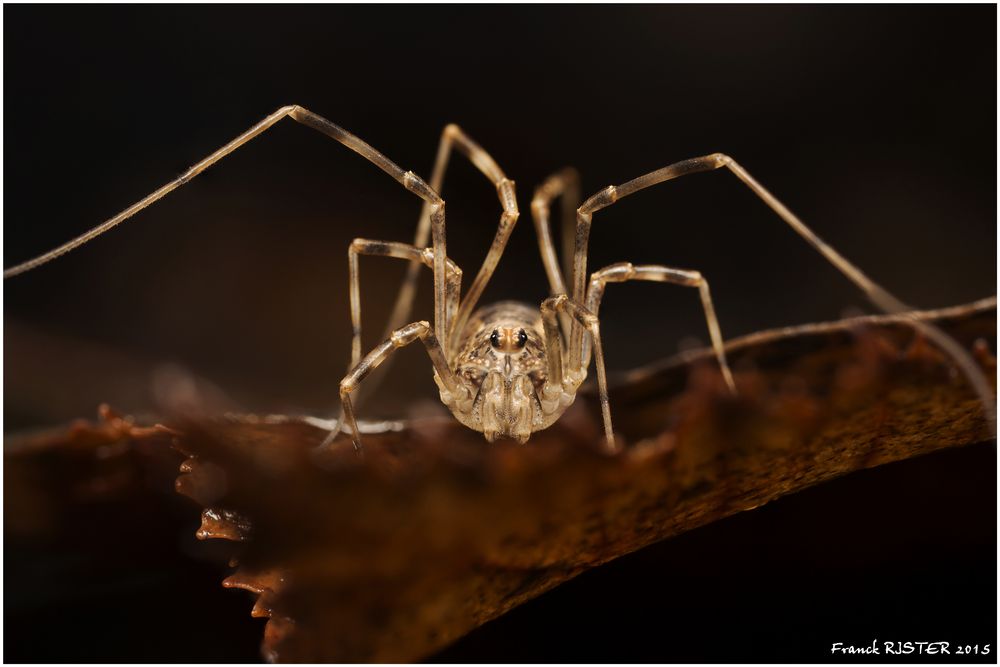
390;125;516;332
347;124;520;409
337;321;469;452
346;239;462;371
317;239;463;438
585;262;736;393
540;294;616;452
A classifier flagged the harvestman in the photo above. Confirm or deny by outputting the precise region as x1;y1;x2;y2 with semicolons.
5;105;995;451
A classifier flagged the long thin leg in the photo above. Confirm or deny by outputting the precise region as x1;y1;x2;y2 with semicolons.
378;125;459;347
338;321;468;451
347;239;462;370
440;128;520;354
5;104;444;276
531;167;581;296
1;106;454;370
532;167;581;341
3;105;462;409
569;154;996;432
389;124;519;351
361;124;518;404
585;262;736;392
540;294;615;452
3;106;452;350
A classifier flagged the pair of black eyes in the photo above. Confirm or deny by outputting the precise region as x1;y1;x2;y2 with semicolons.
490;328;528;349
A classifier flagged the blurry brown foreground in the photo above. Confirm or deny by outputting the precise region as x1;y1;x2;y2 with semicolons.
5;298;996;661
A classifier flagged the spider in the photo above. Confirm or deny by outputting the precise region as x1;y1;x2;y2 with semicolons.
5;105;994;451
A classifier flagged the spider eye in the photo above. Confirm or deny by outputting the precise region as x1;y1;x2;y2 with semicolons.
490;329;501;349
516;329;528;348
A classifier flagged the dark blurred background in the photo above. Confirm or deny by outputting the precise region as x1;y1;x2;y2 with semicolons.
3;4;996;662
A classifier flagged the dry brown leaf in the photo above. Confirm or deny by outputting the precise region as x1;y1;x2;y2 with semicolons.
162;298;996;662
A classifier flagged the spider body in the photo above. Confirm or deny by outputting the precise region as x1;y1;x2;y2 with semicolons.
446;301;565;444
5;106;994;452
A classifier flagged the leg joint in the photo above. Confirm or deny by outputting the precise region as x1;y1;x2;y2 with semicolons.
419;247;462;277
403;171;444;206
579;185;618;215
391;321;430;346
590;262;635;284
497;178;519;214
350;238;391;255
530;196;547;215
541;294;569;314
707;152;732;167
